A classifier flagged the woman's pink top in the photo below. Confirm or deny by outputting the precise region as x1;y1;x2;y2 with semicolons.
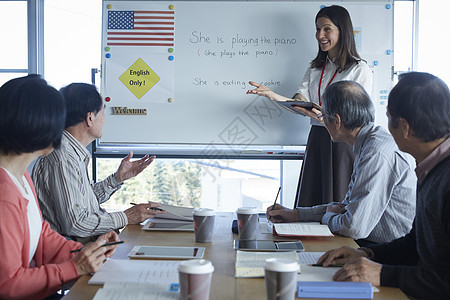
0;169;82;299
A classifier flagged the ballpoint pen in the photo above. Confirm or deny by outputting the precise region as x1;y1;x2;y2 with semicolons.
309;263;344;268
70;240;126;253
269;187;282;220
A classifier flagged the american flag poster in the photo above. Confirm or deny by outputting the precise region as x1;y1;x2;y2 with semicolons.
107;10;174;47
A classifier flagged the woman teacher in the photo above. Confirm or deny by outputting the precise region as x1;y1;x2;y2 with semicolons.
247;5;373;207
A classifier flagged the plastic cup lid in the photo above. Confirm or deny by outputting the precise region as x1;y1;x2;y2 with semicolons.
265;258;299;272
236;207;258;214
178;259;214;274
192;208;216;216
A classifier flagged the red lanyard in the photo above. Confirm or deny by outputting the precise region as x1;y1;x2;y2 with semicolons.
318;64;338;106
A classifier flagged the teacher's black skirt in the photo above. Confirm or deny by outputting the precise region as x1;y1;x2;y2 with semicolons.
294;125;355;207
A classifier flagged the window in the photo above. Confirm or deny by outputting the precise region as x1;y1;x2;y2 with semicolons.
97;158;284;212
416;0;449;84
394;1;414;74
0;0;28;86
44;0;102;89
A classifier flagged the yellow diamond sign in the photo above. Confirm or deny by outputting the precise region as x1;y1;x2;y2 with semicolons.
119;58;160;99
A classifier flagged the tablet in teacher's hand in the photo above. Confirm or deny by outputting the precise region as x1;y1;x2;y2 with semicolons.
285;100;321;110
276;100;321;114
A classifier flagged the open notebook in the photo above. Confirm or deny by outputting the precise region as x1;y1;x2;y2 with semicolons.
273;222;333;237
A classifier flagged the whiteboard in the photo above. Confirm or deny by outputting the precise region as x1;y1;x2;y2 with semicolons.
100;1;393;146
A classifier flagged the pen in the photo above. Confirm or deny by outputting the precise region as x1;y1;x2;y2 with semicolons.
269;187;281;220
70;240;126;253
130;202;164;211
309;263;344;268
272;187;281;210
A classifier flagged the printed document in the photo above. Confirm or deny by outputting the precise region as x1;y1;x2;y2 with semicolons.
93;282;179;300
88;259;180;285
298;252;325;264
273;222;333;237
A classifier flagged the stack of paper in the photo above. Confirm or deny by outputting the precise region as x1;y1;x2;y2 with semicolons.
297;264;338;282
143;204;194;231
154;204;194;222
235;250;300;278
296;254;380;294
297;281;373;299
273;222;333;237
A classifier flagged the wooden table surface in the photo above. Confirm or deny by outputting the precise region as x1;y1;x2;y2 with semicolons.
64;213;408;300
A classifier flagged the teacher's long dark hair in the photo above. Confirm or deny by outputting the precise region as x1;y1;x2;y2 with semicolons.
311;5;362;72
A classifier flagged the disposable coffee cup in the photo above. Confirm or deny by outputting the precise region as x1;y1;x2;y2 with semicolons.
193;208;215;243
236;207;259;240
178;259;214;300
264;258;299;300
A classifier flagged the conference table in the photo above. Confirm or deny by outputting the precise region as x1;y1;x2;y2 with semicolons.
64;213;408;299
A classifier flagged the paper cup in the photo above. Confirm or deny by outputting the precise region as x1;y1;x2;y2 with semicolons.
193;208;215;243
236;207;259;240
264;258;298;300
178;259;214;300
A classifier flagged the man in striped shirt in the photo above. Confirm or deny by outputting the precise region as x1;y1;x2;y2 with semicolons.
32;83;163;244
267;81;417;246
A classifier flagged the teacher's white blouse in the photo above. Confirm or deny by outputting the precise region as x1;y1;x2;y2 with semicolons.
296;57;373;126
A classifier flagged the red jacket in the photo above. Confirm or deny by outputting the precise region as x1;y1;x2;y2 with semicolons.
0;169;82;299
